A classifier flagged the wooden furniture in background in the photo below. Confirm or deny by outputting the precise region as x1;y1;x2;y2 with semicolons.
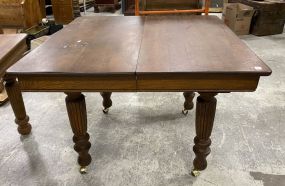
94;0;120;13
45;0;93;17
0;0;43;29
135;0;210;15
39;0;47;18
0;34;28;105
51;0;75;24
123;0;200;15
236;0;285;36
5;16;271;175
145;0;199;10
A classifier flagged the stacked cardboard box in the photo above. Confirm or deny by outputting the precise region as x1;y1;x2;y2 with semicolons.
222;3;255;35
238;0;285;36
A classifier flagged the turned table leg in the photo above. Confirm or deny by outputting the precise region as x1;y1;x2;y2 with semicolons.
5;77;31;135
65;92;91;174
192;92;217;176
100;92;112;114
182;92;195;115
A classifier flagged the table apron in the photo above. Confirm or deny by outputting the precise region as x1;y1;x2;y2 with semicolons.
14;75;136;92
13;74;260;92
137;74;260;92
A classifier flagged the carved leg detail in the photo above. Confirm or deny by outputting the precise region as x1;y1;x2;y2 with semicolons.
65;92;91;173
100;92;112;114
182;92;195;115
5;78;31;135
192;92;217;175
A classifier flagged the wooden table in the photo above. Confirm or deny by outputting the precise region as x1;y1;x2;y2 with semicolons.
4;16;271;175
0;34;27;105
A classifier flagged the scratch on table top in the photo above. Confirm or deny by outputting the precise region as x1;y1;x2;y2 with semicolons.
63;41;88;49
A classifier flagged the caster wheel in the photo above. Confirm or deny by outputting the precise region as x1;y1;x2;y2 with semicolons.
182;109;188;115
191;169;200;177
103;108;109;114
80;166;87;174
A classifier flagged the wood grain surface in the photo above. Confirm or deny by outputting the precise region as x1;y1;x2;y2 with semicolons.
8;16;145;76
0;34;27;65
7;16;271;76
6;16;271;92
0;0;43;28
137;16;271;75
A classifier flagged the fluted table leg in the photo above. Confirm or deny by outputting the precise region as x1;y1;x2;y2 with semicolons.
100;92;112;114
5;77;31;135
182;92;195;115
192;92;217;176
65;92;91;174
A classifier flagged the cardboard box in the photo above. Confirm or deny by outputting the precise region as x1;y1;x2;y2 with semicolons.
222;3;255;35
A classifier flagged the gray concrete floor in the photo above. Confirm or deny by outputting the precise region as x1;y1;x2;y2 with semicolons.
0;12;285;186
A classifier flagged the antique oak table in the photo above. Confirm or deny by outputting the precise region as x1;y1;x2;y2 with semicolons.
0;34;27;105
4;16;271;175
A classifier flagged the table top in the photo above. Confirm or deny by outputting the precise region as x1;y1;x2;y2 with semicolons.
8;16;144;77
7;16;271;77
137;16;270;75
0;34;27;65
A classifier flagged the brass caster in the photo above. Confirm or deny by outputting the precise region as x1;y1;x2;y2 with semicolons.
191;169;200;177
79;166;87;174
102;107;109;114
182;109;188;115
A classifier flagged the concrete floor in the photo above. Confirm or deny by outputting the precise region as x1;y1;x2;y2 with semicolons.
0;13;285;186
